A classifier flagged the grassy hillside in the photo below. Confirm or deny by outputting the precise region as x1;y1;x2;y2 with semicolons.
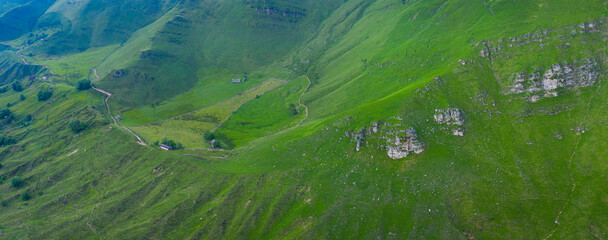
0;0;607;239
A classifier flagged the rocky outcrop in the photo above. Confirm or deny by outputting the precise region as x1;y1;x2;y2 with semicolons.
385;128;424;159
478;19;607;59
433;108;465;125
434;108;466;137
452;128;465;136
346;118;424;159
505;58;600;100
355;127;365;152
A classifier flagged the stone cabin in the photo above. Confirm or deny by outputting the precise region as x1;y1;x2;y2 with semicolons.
231;75;246;83
160;144;172;151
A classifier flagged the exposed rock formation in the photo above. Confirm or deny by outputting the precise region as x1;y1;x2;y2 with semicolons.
434;108;465;125
434;108;466;137
346;118;424;159
355;127;365;152
384;128;424;159
452;128;465;136
506;58;599;98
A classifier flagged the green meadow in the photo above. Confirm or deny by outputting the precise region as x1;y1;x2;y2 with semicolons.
0;0;607;239
131;78;287;148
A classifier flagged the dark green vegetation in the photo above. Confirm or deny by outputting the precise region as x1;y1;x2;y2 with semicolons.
76;79;91;91
36;88;52;101
155;137;184;150
0;0;607;239
68;119;87;133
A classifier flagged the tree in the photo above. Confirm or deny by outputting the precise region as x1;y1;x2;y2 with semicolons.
68;119;87;133
11;82;23;92
11;177;24;188
37;88;53;101
21;191;31;201
0;136;16;146
76;79;92;90
160;137;183;149
203;131;215;141
0;108;11;119
212;140;221;149
288;104;298;115
19;94;26;101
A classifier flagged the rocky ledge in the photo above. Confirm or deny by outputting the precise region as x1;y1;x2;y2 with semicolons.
384;128;424;159
346;117;425;159
505;58;600;101
433;108;465;125
434;108;466;136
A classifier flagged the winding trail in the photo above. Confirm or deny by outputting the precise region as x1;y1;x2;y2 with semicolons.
89;68;312;157
295;75;311;127
15;49;28;64
543;78;602;239
91;68;146;145
15;48;56;75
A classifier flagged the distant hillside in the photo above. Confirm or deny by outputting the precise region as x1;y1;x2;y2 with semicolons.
0;0;607;239
95;0;344;108
0;0;56;41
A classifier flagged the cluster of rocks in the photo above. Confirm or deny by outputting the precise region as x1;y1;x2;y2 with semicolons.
477;19;607;59
250;6;305;18
112;70;124;79
345;117;424;159
433;108;466;136
251;23;286;30
505;58;600;101
384;128;424;159
480;44;503;59
433;108;465;125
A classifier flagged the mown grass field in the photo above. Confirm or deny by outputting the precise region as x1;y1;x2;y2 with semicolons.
131;78;287;148
0;0;607;239
120;67;292;126
30;44;120;83
215;75;309;148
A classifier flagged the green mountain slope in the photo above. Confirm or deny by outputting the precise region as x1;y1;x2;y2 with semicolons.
0;0;607;239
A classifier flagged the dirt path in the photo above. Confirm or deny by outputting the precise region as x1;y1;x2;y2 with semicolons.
91;68;146;145
88;69;311;156
14;49;57;75
295;75;311;127
543;79;602;239
15;49;28;64
93;68;100;81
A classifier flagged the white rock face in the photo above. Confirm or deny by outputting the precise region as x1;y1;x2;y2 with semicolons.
506;58;599;98
434;108;466;137
452;128;465;136
385;128;424;159
347;118;424;159
433;108;465;126
354;128;365;152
